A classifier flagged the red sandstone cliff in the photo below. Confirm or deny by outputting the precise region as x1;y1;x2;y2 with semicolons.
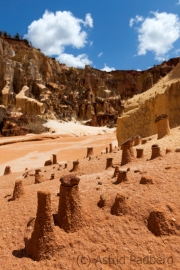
0;35;179;135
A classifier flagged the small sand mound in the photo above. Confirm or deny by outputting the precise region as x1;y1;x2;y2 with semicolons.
97;193;107;209
111;193;129;216
114;170;129;184
140;175;154;185
147;208;179;236
4;166;11;175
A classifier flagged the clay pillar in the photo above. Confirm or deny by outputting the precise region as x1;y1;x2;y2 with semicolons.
52;154;57;164
72;161;80;172
106;147;108;153
57;175;84;233
150;144;162;159
109;143;113;153
4;166;11;175
35;169;45;184
121;138;135;166
134;135;142;146
86;147;94;158
12;180;25;200
115;170;128;184
111;193;129;216
112;166;120;178
155;114;170;139
136;148;144;158
25;191;55;261
106;158;113;169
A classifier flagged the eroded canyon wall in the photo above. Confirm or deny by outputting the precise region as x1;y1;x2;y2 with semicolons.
116;62;180;145
0;36;179;127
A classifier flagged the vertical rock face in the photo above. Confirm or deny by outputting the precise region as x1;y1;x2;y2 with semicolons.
25;191;55;261
117;61;180;144
16;86;45;115
0;36;178;128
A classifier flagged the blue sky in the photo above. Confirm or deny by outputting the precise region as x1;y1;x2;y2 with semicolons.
1;0;180;71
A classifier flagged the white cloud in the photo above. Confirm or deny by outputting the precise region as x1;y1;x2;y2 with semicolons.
176;0;180;5
101;64;115;72
131;11;180;61
98;52;103;57
57;53;92;68
129;15;144;27
84;13;93;27
24;10;93;67
89;41;93;47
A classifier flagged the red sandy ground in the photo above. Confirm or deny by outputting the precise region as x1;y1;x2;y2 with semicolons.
0;128;180;270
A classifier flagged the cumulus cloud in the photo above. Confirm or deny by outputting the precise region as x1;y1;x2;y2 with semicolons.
101;64;115;72
57;53;92;68
24;10;93;67
130;11;180;61
176;0;180;5
98;52;103;57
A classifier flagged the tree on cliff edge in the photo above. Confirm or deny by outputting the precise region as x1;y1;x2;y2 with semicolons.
14;33;20;40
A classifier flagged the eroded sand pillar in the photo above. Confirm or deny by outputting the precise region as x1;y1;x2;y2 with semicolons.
72;161;80;172
106;158;113;169
112;166;120;178
136;148;144;158
111;193;129;216
150;144;162;160
121;138;135;166
12;180;25;200
86;147;94;158
25;191;55;261
4;166;11;175
155;114;170;140
52;154;57;164
57;174;84;233
35;169;45;184
115;170;128;184
109;143;113;153
134;135;142;146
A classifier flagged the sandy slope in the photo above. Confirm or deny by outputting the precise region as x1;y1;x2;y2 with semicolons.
43;120;116;136
0;122;116;175
0;126;180;269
